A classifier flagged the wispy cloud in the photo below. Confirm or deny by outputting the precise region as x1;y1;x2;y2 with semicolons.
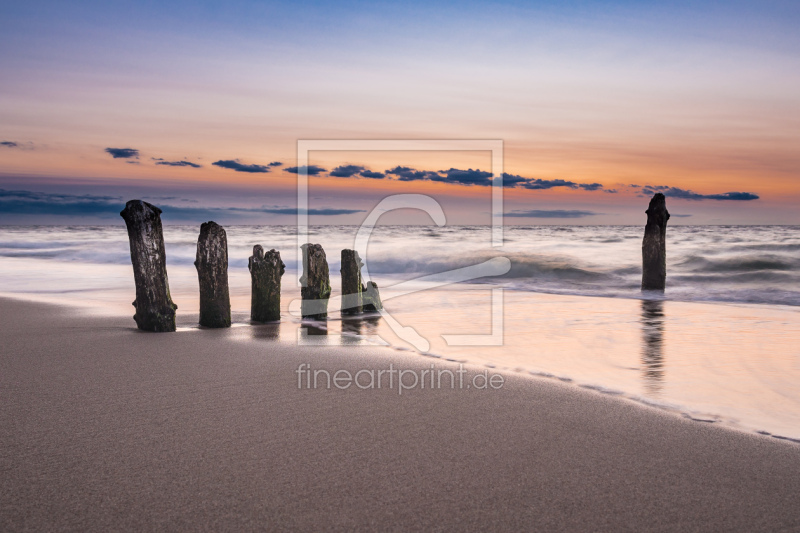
0;189;361;222
0;189;124;218
154;159;202;168
105;147;139;159
284;165;327;176
503;209;601;218
212;160;270;173
260;207;364;215
1;141;19;148
641;185;759;201
268;161;283;167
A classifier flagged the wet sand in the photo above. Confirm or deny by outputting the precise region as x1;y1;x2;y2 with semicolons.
1;296;799;531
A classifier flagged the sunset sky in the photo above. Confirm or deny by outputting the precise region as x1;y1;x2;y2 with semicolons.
1;0;798;225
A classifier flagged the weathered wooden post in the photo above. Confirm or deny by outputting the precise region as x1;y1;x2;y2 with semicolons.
300;243;331;320
249;245;284;322
363;281;383;312
120;200;177;332
195;221;231;328
340;249;363;315
642;192;670;291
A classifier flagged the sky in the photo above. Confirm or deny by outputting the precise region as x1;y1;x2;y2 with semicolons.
0;0;798;225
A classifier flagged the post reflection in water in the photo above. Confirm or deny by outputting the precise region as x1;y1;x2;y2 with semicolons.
301;320;328;337
341;316;382;344
250;322;281;340
640;299;665;395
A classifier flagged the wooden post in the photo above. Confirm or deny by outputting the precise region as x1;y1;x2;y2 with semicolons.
642;193;670;291
363;281;383;312
300;243;331;320
340;249;363;315
195;221;231;328
249;245;284;322
119;200;177;332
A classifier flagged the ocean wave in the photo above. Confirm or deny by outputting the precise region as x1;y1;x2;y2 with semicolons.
1;224;798;307
676;254;797;273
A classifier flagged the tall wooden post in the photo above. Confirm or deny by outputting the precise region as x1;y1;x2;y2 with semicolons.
120;200;177;332
642;193;670;291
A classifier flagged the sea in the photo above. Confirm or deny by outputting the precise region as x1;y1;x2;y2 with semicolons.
1;224;799;441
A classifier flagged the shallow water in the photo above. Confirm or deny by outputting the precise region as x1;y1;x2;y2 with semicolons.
1;224;798;440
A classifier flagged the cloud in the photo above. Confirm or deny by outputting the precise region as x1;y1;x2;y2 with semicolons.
142;196;199;203
702;192;760;201
497;173;528;187
434;168;493;186
671;214;693;217
380;166;610;192
0;189;125;218
521;178;579;190
259;207;364;215
330;165;365;177
360;170;385;179
212;160;270;173
1;141;18;148
0;189;363;221
105;147;139;159
641;186;759;201
385;166;442;181
284;165;327;176
503;209;601;218
155;160;202;168
279;161;609;192
269;161;283;166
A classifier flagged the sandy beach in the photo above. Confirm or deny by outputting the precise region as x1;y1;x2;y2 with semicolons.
2;296;799;531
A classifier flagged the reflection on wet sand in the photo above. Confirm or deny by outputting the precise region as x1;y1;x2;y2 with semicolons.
341;316;382;344
640;299;665;395
342;316;381;335
250;322;281;340
301;320;328;337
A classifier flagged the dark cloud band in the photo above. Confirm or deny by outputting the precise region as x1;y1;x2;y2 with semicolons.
105;147;139;159
284;165;327;176
212;160;270;173
641;186;759;201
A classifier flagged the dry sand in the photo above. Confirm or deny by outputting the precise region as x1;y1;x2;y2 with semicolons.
1;297;799;531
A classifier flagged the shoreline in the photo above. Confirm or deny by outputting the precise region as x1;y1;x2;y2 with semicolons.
2;296;800;530
3;291;800;444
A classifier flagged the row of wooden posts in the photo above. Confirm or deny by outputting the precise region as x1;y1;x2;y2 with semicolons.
119;200;382;332
120;192;670;333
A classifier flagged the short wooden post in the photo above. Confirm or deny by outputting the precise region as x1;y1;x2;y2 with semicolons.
340;249;363;315
249;245;284;322
300;243;331;320
363;281;383;312
195;221;231;328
